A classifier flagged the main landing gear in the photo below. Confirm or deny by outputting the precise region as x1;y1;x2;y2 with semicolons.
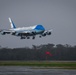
20;36;35;39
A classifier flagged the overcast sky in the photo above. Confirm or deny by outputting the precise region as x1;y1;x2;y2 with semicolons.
0;0;76;48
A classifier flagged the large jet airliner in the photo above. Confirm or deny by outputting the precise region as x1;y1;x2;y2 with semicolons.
0;18;52;39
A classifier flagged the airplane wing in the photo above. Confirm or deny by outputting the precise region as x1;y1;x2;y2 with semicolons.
41;29;52;36
0;29;11;35
11;30;36;36
8;30;36;39
0;29;36;36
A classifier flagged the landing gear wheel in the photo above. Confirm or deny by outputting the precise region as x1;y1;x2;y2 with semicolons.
39;36;42;38
27;37;30;39
20;37;25;39
32;36;35;39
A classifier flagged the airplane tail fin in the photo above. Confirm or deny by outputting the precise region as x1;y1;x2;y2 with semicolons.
8;18;16;29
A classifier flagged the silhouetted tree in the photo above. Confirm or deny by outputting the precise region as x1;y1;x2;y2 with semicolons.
0;44;76;60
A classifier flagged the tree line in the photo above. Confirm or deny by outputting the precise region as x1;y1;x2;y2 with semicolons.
0;44;76;60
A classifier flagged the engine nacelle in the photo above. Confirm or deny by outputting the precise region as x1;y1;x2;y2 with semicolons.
47;31;51;35
42;33;46;36
15;33;20;36
42;31;47;36
11;32;16;35
32;31;36;35
1;32;6;35
42;30;52;36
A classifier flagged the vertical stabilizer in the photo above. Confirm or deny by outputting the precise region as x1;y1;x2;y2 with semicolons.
8;18;16;29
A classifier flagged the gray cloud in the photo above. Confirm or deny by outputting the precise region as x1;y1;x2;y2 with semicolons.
0;0;76;48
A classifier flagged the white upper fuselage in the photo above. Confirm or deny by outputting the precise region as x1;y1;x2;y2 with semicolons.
9;25;36;31
9;25;45;34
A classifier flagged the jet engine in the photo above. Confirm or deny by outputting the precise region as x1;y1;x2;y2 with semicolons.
11;32;16;35
46;31;51;35
1;32;6;35
46;30;52;35
15;33;20;36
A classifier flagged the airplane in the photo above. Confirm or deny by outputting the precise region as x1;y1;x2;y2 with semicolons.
0;18;52;39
